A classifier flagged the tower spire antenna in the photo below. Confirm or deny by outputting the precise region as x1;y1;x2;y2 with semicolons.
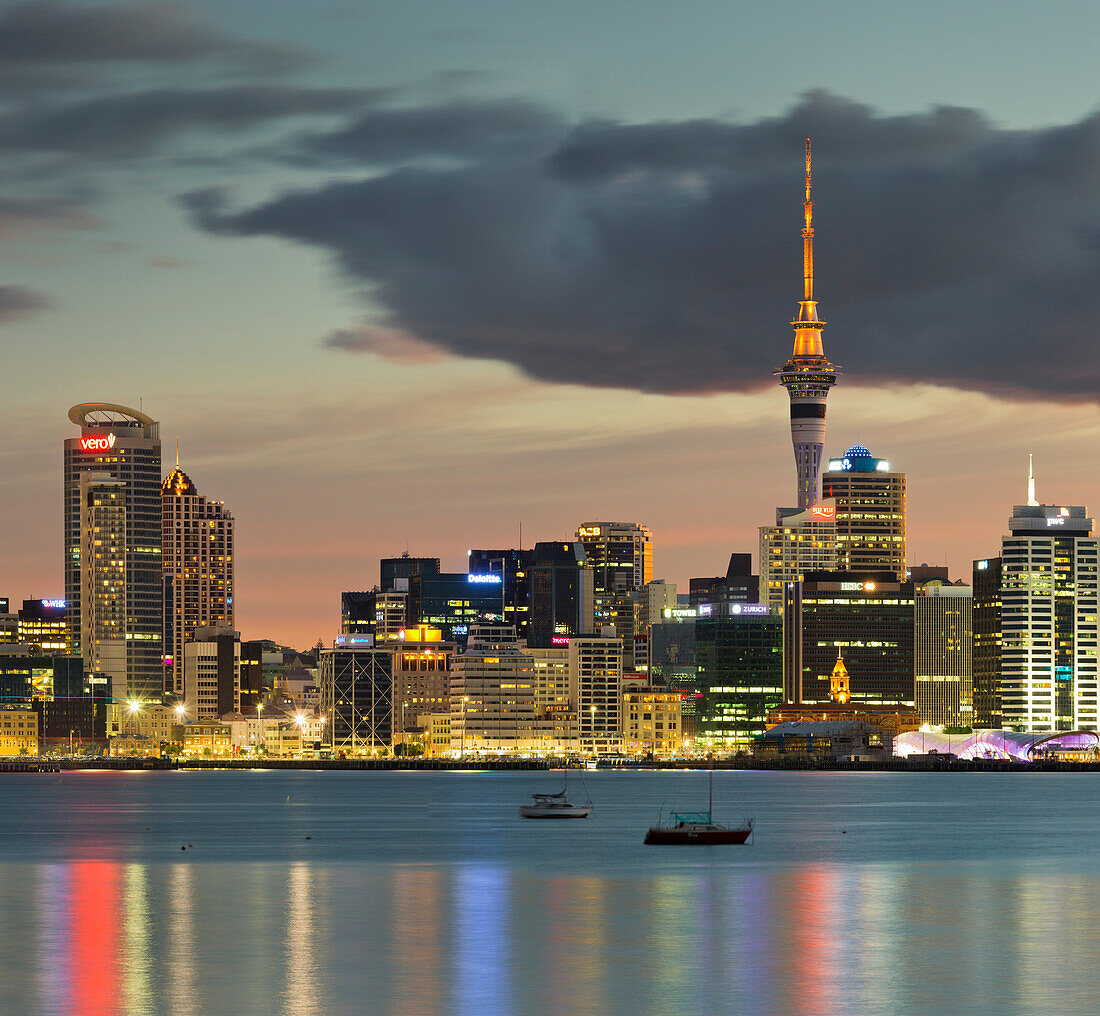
776;138;841;510
1028;453;1038;506
803;137;814;305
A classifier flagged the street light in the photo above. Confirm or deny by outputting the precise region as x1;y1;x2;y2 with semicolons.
256;701;264;755
461;696;470;760
590;704;598;757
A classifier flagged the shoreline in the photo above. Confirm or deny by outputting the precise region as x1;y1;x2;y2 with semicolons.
4;757;1099;773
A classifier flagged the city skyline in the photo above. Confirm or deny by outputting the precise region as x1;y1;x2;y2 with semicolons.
3;1;1100;648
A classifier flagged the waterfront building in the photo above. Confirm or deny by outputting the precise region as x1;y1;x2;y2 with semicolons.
239;639;264;716
375;591;408;641
1000;494;1098;731
914;582;973;727
569;631;624;754
118;702;177;745
622;687;683;755
972;557;1003;728
895;728;1100;762
162;463;233;698
759;506;838;613
449;625;543;753
182;627;240;719
406;572;506;646
17;600;71;654
527;541;594;648
775;140;841;510
527;644;578;750
784;572;915;706
341;591;377;637
694;606;783;751
421;712;451;757
319;640;395;753
754;719;890;760
823;445;907;579
177;721;231;756
381;554;439;593
0;705;38;755
576;522;652;666
65;403;162;703
767;652;919;739
109;735;160;758
391;626;454;747
468;548;533;642
0;649;111;752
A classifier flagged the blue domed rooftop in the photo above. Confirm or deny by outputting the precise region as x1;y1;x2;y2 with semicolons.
845;444;871;458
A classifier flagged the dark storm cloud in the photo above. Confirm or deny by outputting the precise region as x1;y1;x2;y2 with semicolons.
187;90;1100;401
0;1;306;75
0;85;374;156
0;284;49;320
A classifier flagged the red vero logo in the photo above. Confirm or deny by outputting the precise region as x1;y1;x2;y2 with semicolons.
79;434;116;452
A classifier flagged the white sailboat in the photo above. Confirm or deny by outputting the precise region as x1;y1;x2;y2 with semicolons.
519;769;593;819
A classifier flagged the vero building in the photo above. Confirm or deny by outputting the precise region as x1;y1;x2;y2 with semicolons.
65;403;162;704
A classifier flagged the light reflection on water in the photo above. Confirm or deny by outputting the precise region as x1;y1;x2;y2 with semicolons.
4;771;1100;1015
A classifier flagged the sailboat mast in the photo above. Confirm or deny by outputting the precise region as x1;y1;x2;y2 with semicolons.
709;769;713;818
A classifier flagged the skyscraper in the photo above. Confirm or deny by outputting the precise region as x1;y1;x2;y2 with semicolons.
65;403;162;703
914;582;973;727
972;557;1002;728
784;572;915;706
776;140;841;510
1000;495;1098;731
823;445;907;579
162;461;234;698
575;522;652;665
758;506;838;613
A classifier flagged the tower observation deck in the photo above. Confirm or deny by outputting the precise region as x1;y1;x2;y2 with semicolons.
776;139;841;509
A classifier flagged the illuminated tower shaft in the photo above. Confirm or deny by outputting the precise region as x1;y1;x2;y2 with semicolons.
776;139;841;508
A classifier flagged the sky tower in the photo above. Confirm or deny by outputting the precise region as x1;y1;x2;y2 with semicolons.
776;139;841;509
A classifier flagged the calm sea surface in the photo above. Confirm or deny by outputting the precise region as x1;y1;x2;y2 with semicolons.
1;769;1098;1016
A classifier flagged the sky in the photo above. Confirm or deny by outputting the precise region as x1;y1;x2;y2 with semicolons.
3;0;1100;649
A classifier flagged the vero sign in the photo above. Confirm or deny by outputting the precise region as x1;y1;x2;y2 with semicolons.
79;433;116;452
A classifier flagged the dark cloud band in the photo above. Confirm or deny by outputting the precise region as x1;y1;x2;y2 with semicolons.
182;90;1100;402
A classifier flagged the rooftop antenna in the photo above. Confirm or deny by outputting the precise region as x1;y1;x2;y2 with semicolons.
175;436;180;468
1027;453;1038;507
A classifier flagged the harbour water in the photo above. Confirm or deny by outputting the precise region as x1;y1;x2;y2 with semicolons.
1;769;1098;1016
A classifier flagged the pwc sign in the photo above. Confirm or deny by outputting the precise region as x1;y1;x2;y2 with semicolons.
78;433;116;453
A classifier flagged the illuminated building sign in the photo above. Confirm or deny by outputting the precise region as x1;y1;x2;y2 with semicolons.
551;636;571;646
729;603;769;616
808;504;836;521
578;526;601;538
467;573;503;585
335;635;374;646
977;560;989;570
1047;517;1065;526
78;433;116;453
840;581;877;592
40;599;66;609
663;607;697;618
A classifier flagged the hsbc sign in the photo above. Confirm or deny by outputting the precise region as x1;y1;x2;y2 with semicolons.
79;433;116;452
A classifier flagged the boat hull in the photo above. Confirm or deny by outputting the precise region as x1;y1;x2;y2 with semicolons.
519;805;592;819
644;826;751;845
